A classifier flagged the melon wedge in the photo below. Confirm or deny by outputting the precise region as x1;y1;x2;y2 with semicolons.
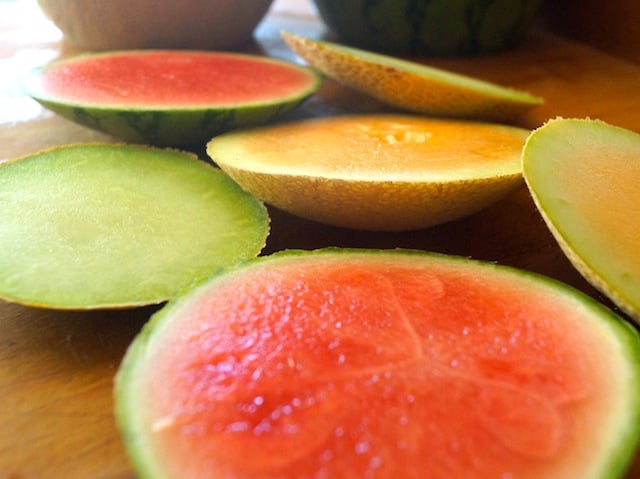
115;248;640;479
0;144;269;309
281;31;543;122
206;114;529;231
522;117;640;322
21;50;322;147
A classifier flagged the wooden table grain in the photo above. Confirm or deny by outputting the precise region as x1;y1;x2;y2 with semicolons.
1;1;640;478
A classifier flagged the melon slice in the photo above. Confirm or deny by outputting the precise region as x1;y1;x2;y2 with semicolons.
206;114;528;231
115;248;640;479
281;31;543;122
0;144;269;309
21;50;322;147
522;117;640;322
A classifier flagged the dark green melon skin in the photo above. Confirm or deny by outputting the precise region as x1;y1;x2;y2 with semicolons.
311;0;545;56
32;93;317;148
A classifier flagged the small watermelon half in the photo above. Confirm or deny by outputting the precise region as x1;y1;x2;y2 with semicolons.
22;50;322;147
115;248;640;479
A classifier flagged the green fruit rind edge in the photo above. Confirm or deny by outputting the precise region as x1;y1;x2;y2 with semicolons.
522;117;640;322
330;40;543;106
21;51;323;147
114;247;640;479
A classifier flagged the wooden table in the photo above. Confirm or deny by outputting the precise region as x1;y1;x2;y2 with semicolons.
1;1;640;477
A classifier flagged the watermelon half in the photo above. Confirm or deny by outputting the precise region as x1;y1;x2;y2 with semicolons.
0;143;269;309
115;248;640;479
21;50;322;147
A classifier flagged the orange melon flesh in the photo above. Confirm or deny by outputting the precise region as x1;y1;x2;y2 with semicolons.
115;249;640;479
207;114;528;231
281;32;543;122
523;118;640;321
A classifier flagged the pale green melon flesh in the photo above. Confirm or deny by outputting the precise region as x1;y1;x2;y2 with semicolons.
522;118;640;321
115;248;640;479
0;144;269;309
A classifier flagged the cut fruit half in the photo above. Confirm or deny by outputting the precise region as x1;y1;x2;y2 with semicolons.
523;117;640;322
115;247;640;479
282;31;543;122
207;114;529;231
0;144;269;309
22;50;322;147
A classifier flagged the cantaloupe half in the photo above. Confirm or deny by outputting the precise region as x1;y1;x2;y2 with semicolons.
281;31;543;122
22;50;322;147
206;114;529;231
0;143;269;309
115;248;640;479
523;117;640;322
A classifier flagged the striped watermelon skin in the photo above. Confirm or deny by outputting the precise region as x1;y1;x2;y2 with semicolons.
311;0;544;56
23;50;323;147
35;98;308;147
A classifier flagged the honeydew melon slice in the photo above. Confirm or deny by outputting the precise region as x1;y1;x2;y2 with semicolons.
115;247;640;479
207;114;529;231
0;143;269;309
281;31;543;122
21;50;322;147
523;117;640;322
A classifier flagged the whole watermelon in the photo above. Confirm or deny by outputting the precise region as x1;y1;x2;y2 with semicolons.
310;0;545;56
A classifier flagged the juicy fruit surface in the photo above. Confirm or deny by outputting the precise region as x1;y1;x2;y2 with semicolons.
116;249;640;479
209;114;527;178
22;50;322;146
282;32;543;122
27;50;316;107
0;144;269;309
207;114;528;230
523;118;640;322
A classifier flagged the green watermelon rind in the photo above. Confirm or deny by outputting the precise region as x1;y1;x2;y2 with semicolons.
22;51;323;147
312;0;545;56
114;247;640;479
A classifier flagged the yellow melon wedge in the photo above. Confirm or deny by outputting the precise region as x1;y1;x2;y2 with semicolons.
522;117;640;322
281;31;543;123
207;114;529;231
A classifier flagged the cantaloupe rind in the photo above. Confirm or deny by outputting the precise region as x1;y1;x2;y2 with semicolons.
281;31;543;122
522;117;640;322
207;114;529;231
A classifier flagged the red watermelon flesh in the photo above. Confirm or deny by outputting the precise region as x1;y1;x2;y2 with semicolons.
115;249;640;479
22;50;322;146
35;51;315;107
